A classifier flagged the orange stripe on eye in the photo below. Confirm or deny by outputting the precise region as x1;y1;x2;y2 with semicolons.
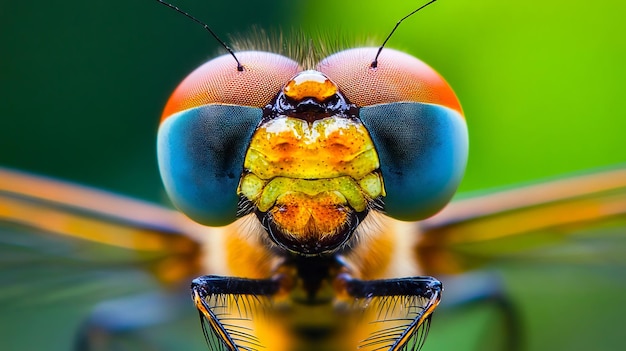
318;47;463;116
161;51;300;121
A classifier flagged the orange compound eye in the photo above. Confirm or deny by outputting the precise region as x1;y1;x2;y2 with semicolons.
161;51;301;120
317;47;462;115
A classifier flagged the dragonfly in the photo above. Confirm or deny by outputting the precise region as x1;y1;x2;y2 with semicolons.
2;1;626;351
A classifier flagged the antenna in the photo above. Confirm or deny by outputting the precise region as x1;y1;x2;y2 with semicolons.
371;0;437;68
155;0;244;71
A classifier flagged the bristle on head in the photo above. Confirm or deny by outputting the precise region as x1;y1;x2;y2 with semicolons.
229;28;371;69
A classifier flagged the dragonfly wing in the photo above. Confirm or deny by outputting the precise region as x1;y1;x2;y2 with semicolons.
0;167;206;350
417;166;626;274
416;166;626;351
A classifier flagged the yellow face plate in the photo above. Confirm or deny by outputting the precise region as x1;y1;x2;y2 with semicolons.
243;116;379;180
239;115;384;245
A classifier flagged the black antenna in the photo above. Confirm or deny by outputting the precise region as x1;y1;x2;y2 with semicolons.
371;0;437;68
155;0;244;71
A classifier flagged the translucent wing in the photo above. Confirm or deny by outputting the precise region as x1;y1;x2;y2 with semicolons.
0;167;206;351
417;166;626;274
417;166;626;351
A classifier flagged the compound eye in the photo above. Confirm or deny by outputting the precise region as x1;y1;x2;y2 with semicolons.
158;52;300;226
318;48;468;221
317;47;462;112
162;51;300;119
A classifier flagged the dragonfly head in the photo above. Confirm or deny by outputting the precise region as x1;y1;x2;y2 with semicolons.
157;49;468;257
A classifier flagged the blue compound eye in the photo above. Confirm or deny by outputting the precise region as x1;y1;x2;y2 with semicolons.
360;102;467;220
157;52;300;226
158;105;262;226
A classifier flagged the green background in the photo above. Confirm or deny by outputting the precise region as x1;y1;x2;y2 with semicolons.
1;0;625;350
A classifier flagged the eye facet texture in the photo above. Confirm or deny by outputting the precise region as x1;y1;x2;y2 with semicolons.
318;47;463;113
161;51;300;119
158;105;262;226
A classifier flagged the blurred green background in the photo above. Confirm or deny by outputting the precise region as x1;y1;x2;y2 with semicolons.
1;0;625;351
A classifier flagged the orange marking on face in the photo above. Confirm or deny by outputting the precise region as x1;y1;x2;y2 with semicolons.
283;70;338;101
270;192;350;241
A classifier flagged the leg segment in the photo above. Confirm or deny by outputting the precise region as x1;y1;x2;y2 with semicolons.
190;275;280;351
341;275;443;351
